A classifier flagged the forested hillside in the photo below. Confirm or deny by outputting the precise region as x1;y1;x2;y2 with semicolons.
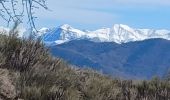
50;39;170;79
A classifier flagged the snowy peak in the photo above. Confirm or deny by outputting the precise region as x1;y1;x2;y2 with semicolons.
39;27;49;33
113;24;133;32
0;26;26;38
0;26;9;32
60;24;73;30
38;24;170;45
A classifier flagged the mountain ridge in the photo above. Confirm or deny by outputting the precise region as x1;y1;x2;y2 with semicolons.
38;24;170;45
50;38;170;79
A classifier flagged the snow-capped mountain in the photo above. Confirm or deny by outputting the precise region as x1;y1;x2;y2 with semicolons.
0;26;26;37
1;24;170;45
39;24;170;45
0;26;10;33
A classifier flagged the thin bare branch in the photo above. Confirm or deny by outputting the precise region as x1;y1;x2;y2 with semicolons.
0;0;48;30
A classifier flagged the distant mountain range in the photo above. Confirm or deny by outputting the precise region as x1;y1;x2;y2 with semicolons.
50;39;170;79
38;24;170;45
39;24;170;79
1;24;170;45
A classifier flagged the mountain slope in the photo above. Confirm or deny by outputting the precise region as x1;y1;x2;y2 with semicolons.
50;39;170;79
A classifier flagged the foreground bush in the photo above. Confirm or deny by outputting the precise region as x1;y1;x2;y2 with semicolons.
0;27;170;100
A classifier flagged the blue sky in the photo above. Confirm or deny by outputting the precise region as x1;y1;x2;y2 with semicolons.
1;0;170;30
